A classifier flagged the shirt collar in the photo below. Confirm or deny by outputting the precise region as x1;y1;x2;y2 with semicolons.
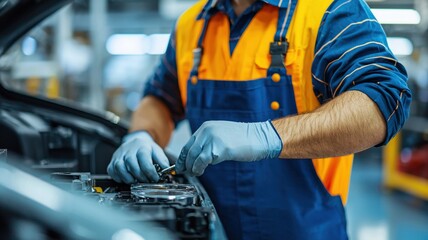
197;0;289;20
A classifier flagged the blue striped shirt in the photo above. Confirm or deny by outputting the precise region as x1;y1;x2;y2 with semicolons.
143;0;411;145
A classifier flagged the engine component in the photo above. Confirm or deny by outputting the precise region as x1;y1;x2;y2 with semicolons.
131;183;198;205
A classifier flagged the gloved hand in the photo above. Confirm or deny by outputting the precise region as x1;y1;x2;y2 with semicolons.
107;131;170;184
176;120;283;176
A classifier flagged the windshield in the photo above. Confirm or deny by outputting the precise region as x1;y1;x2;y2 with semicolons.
0;0;191;120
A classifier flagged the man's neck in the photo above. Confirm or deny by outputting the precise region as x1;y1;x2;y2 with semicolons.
231;0;257;16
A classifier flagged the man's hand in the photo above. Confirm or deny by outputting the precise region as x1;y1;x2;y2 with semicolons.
107;131;170;184
176;121;283;176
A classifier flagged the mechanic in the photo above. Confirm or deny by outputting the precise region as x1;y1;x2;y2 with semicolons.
108;0;411;239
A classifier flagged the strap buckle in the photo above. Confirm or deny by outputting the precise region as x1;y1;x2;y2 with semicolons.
269;41;288;69
192;48;203;73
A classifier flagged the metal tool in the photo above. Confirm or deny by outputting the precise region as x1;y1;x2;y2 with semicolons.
153;151;177;182
158;164;176;177
153;163;176;183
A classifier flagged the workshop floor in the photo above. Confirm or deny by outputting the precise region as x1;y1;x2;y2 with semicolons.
347;151;428;240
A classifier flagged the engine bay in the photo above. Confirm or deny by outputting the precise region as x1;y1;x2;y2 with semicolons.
49;172;222;239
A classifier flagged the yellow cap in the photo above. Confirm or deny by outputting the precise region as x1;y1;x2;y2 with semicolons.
93;187;103;193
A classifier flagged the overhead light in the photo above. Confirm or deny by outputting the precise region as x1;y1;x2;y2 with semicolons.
147;34;170;55
159;0;195;20
387;37;413;56
106;34;150;55
106;34;170;56
371;9;421;25
357;223;388;240
22;37;37;56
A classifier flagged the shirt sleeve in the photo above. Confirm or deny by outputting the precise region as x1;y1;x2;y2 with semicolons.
312;0;412;146
143;27;185;126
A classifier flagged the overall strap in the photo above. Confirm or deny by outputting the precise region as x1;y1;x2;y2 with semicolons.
270;0;298;69
192;0;299;75
191;19;210;77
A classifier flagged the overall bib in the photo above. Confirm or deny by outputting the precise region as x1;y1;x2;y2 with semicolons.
184;1;348;239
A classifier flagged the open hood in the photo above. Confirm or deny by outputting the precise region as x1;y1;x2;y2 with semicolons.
0;0;128;134
0;0;128;174
0;0;72;56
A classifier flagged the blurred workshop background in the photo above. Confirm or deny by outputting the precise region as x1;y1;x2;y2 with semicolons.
0;0;428;239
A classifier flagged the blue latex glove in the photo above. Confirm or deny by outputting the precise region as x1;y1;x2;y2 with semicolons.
107;131;169;184
176;120;283;176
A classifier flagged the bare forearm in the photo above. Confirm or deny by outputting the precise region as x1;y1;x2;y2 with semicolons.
272;91;386;158
130;96;174;148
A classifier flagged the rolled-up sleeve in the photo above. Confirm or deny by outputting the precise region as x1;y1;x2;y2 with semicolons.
143;28;185;126
312;0;412;145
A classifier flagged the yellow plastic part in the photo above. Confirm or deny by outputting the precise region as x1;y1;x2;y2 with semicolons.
46;76;60;99
26;76;60;98
383;132;428;200
93;187;103;193
26;77;41;95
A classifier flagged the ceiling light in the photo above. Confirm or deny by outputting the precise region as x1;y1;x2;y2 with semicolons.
387;37;413;56
106;34;170;56
147;34;170;55
106;34;150;55
371;9;421;25
22;37;37;56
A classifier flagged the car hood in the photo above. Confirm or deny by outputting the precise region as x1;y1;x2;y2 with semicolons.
0;0;72;56
0;0;128;139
